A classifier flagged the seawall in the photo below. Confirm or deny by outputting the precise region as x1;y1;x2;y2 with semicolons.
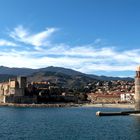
0;103;135;108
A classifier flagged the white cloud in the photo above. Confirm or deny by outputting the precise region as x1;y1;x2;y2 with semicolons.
0;25;139;75
9;25;57;50
0;45;138;74
0;39;17;47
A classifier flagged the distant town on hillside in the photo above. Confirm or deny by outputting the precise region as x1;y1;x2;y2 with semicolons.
0;66;134;104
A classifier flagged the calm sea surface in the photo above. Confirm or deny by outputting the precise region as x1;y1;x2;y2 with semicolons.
0;106;140;140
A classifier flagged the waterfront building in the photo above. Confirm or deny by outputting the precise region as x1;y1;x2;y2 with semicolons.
120;93;134;103
0;76;37;103
87;93;120;104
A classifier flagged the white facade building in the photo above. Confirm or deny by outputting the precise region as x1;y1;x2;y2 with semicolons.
120;93;134;102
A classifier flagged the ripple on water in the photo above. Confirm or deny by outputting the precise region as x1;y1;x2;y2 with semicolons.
0;107;139;140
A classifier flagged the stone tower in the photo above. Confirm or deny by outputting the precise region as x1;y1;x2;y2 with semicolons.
17;76;27;88
135;66;140;110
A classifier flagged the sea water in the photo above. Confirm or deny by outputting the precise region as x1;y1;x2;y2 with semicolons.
0;107;140;140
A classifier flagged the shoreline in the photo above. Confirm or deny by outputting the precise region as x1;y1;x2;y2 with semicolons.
0;103;135;108
0;103;82;108
82;103;135;109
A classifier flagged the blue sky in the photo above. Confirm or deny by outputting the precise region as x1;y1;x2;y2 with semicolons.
0;0;140;77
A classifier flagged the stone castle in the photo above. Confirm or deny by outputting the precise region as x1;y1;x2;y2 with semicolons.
0;76;37;103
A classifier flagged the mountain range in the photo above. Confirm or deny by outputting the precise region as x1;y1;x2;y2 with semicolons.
0;66;133;88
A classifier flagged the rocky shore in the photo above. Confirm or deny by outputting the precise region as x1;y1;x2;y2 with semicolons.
0;103;135;108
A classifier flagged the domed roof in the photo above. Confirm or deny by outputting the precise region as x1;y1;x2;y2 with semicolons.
136;66;140;71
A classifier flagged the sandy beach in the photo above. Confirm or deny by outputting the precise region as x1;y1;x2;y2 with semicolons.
82;103;135;109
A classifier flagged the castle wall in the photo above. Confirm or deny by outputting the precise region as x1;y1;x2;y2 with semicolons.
14;88;25;96
0;76;31;104
0;95;5;103
5;95;37;104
